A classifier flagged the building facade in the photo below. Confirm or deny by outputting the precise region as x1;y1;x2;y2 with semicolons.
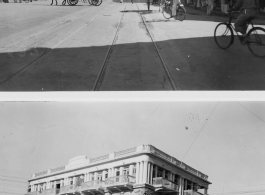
26;144;211;195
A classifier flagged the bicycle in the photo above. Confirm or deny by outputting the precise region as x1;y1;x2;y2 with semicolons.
214;11;265;58
160;0;186;21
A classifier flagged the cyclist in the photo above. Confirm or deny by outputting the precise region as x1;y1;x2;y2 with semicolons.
229;0;259;43
168;0;181;17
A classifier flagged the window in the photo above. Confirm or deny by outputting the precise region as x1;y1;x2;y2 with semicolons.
69;178;73;185
165;170;169;179
174;174;179;184
132;165;136;175
116;170;120;176
152;165;156;178
123;166;129;175
157;167;163;177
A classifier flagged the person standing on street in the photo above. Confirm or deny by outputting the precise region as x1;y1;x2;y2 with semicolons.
207;0;214;14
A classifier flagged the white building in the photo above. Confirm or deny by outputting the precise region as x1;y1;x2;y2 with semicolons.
26;144;211;195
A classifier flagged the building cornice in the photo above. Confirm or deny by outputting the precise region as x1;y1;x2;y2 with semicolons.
29;144;210;184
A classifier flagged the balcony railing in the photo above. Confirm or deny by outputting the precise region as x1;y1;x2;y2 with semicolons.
59;185;76;194
104;175;136;186
153;177;179;191
40;188;60;195
81;180;104;190
26;192;38;195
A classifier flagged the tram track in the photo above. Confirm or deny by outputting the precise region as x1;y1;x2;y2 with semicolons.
135;3;177;90
92;3;177;91
92;5;127;91
1;2;177;91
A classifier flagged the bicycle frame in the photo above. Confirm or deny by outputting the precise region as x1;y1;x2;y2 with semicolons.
227;11;255;41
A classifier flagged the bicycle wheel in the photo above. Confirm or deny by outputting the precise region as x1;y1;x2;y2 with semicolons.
214;23;234;49
94;0;102;6
247;27;265;58
68;0;78;5
87;0;92;5
176;5;186;21
163;3;172;19
91;0;97;5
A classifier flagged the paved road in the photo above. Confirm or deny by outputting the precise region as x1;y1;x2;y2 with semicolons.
0;1;264;91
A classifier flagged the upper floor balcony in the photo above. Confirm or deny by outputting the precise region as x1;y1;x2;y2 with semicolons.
184;190;203;195
26;192;38;195
80;180;104;194
59;185;76;195
104;175;136;193
153;177;179;192
40;188;60;195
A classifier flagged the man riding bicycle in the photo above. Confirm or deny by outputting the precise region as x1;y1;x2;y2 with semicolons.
165;0;181;17
229;0;259;42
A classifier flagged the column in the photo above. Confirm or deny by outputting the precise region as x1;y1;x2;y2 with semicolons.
139;162;143;183
143;161;148;183
120;167;124;175
73;177;77;185
103;170;107;180
204;188;208;195
178;177;183;195
60;179;63;187
155;165;158;178
150;163;153;184
108;168;112;178
129;165;134;176
136;162;140;183
191;182;193;191
184;179;187;191
147;163;150;184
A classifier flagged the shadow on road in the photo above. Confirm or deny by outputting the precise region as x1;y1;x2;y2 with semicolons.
1;35;265;91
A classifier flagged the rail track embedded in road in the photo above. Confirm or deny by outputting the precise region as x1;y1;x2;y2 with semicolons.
92;4;177;91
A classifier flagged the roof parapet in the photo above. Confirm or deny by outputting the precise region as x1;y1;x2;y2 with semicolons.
31;144;208;181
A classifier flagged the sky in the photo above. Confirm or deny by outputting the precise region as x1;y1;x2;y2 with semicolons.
0;100;265;195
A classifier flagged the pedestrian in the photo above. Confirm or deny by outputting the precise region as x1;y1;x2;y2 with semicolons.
172;0;181;16
193;0;197;9
207;0;214;14
221;0;229;14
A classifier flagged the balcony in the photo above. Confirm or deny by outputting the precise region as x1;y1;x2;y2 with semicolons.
59;185;77;195
80;180;104;194
153;177;179;192
104;175;136;193
41;188;60;195
26;192;38;195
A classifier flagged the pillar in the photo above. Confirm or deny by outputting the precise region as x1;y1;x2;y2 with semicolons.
184;179;187;191
204;188;208;195
139;162;143;183
147;162;150;184
143;161;148;183
179;177;183;195
136;162;140;183
102;170;106;180
191;182;193;191
150;163;153;184
60;179;63;187
155;165;158;178
73;177;77;185
120;167;124;175
129;165;134;176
